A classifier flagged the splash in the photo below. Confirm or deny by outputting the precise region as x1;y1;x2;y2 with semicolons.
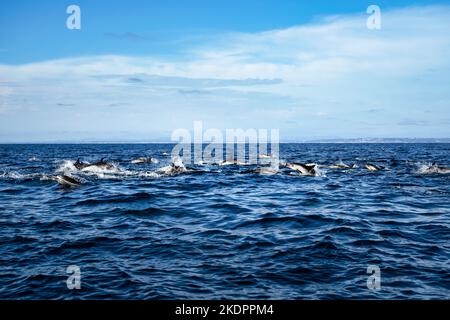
312;165;326;177
416;162;450;174
138;171;161;178
55;160;78;173
0;171;50;181
156;157;188;176
55;160;139;180
172;156;186;169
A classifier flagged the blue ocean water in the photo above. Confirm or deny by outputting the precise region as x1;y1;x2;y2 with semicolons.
0;143;449;299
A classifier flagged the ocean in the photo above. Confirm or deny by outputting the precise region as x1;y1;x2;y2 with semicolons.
0;143;449;299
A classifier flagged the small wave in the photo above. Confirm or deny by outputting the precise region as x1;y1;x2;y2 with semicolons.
414;224;450;238
76;192;155;206
309;240;340;251
0;171;52;182
324;226;363;237
349;239;386;246
119;206;170;216
235;216;304;229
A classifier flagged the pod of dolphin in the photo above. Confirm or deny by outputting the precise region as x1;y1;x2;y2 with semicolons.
52;155;450;187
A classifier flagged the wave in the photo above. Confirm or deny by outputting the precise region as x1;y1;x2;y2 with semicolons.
0;171;53;181
75;192;156;206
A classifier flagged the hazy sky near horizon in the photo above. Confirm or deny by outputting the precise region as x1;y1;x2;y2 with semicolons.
1;0;450;142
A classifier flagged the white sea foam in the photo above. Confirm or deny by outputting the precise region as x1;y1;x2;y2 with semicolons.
80;164;121;174
0;171;50;181
156;165;172;174
51;159;173;180
55;160;78;173
39;174;53;181
156;157;188;176
172;156;185;168
138;171;161;178
56;160;138;180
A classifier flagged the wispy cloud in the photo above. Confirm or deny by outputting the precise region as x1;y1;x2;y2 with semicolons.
104;32;147;41
117;74;283;87
398;119;431;126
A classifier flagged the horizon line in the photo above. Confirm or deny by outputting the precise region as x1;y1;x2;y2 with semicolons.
1;138;450;145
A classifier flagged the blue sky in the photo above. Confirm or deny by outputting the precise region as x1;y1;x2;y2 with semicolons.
1;0;450;142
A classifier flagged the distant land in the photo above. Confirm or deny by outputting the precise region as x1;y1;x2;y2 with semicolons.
297;138;450;143
1;138;450;144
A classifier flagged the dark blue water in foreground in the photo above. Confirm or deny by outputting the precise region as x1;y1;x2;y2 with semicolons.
0;143;449;299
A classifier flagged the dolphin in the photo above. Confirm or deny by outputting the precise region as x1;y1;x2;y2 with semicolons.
434;164;450;173
326;162;357;169
218;159;248;166
157;159;188;175
285;162;317;176
423;162;450;174
54;175;82;187
83;158;116;170
170;162;187;174
365;163;384;171
131;157;157;164
74;159;90;170
250;167;279;175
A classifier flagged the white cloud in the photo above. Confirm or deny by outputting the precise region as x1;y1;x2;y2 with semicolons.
1;5;450;141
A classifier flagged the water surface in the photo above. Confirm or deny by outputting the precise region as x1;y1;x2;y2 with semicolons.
0;143;449;299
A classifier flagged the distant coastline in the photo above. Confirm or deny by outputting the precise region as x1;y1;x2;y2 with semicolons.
290;138;450;144
0;138;450;144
